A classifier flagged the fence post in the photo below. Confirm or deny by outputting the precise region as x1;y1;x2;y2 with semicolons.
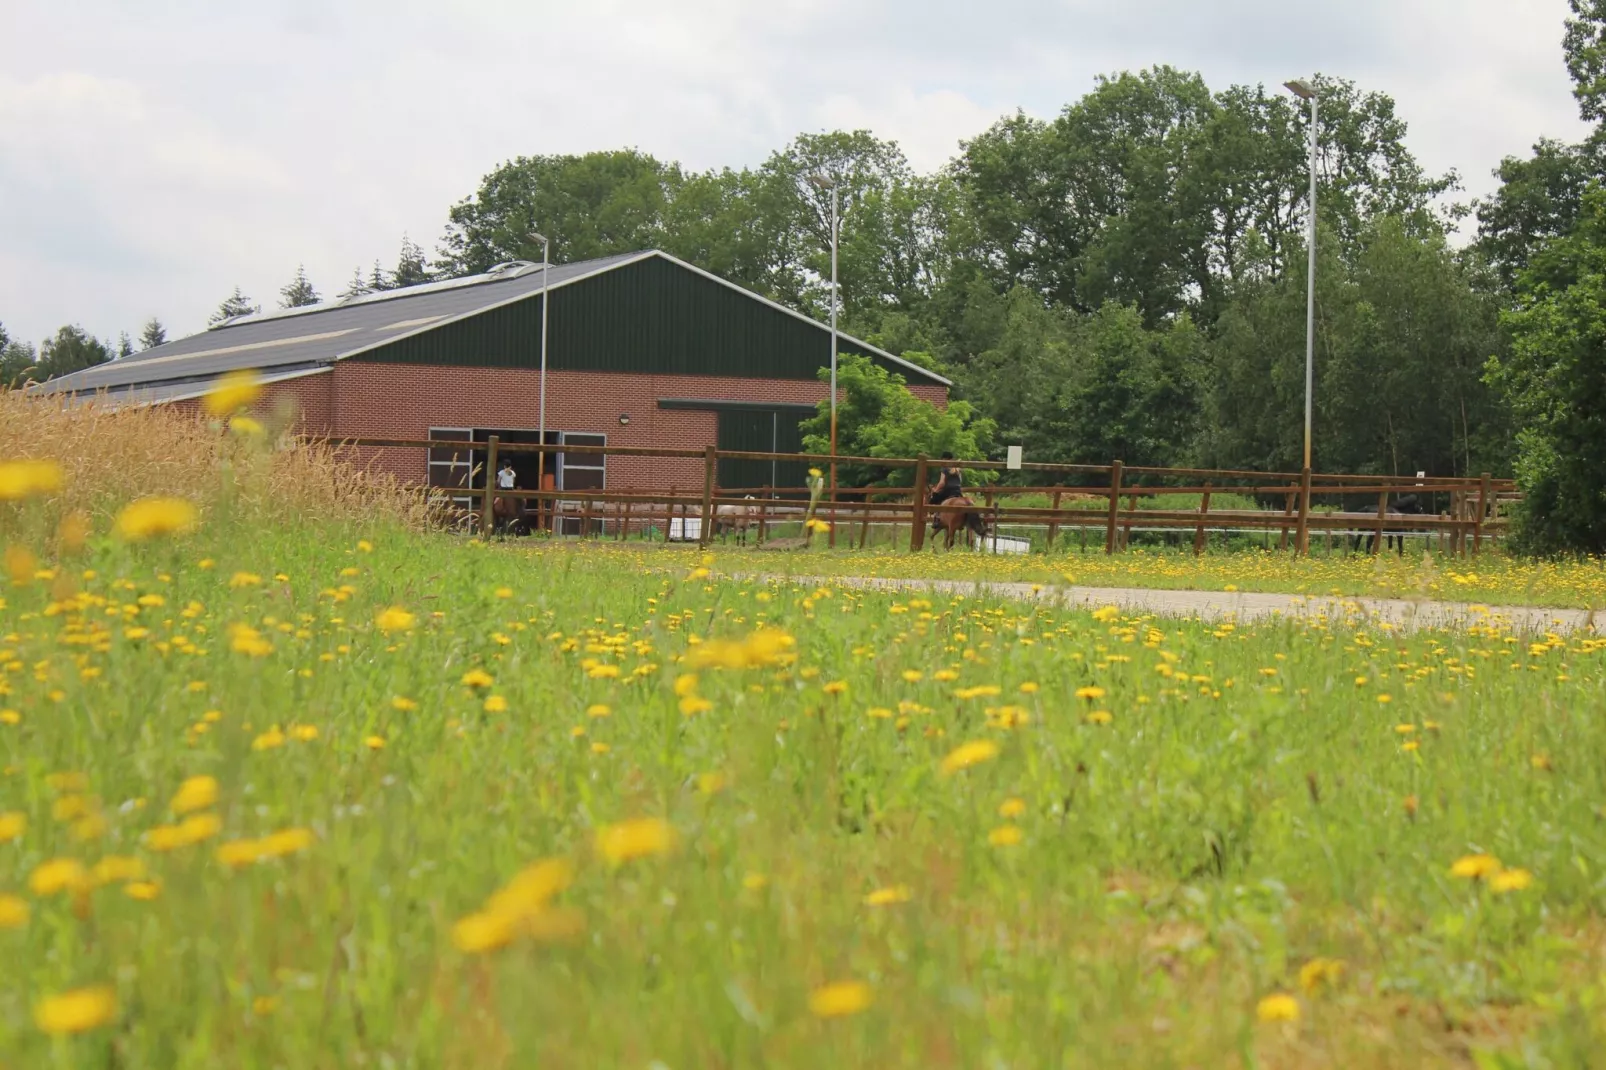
481;435;500;537
1104;460;1124;554
1278;484;1295;551
1371;489;1388;556
1047;489;1063;550
910;454;930;551
1473;472;1491;555
1295;466;1313;555
1194;483;1212;556
699;445;717;548
664;488;676;544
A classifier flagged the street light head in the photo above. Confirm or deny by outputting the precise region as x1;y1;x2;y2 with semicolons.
528;231;547;244
807;174;836;190
1284;79;1316;101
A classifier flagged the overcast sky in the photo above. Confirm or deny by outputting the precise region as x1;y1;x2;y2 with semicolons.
0;0;1591;348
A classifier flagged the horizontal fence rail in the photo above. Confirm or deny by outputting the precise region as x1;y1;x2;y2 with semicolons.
320;435;1515;557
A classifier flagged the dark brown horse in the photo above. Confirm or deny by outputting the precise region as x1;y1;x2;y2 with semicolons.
491;493;527;536
930;495;987;550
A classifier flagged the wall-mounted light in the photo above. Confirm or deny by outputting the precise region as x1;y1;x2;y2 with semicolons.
618;413;631;426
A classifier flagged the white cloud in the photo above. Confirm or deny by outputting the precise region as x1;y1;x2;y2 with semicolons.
0;0;1592;346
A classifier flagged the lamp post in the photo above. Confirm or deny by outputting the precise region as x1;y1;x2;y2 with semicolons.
531;231;551;530
808;174;839;546
1284;78;1318;474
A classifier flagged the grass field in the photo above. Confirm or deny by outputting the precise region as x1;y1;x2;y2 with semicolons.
4;503;1606;1066
721;539;1606;611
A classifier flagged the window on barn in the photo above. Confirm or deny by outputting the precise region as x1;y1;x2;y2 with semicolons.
427;427;475;517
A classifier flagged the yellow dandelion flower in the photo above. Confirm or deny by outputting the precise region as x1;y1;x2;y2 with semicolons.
1298;958;1345;994
1489;868;1534;894
215;839;263;869
596;817;679;865
202;369;263;415
998;797;1027;818
864;884;912;906
586;703;612;718
259;827;314;858
460;669;494;689
0;810;27;841
0;459;64;500
940;739;1000;775
229;415;265;437
1018;681;1039;694
5;544;37;585
988;825;1023;847
823;680;847;695
169;774;218;815
1449;853;1502;880
452;910;516;954
289;725;318;742
1256;993;1300;1022
809;980;872;1019
34;985;117;1035
364;735;386;750
124;881;161;901
29;858;87;896
1085;710;1113;725
673;673;700;697
0;894;29;929
374;606;417;634
483;694;508;713
252;726;286;751
114;497;198;540
901;669;924;683
1074;686;1106;701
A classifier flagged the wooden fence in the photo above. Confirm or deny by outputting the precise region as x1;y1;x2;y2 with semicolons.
331;436;1516;556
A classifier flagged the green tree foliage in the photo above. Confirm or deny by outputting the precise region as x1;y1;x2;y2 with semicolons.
1487;188;1606;555
35;325;112;380
279;266;320;309
0;322;33;388
438;150;677;273
210;287;258;326
950;69;1453;327
139;318;168;350
1205;218;1506;477
393;235;432;288
338;267;369;301
797;354;993;486
368;261;392;293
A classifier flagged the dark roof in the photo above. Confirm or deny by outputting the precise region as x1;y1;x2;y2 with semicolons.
44;250;949;400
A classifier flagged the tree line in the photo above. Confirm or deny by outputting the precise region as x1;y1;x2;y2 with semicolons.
6;2;1604;550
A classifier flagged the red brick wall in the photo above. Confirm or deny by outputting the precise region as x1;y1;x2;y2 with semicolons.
327;362;948;491
166;371;334;432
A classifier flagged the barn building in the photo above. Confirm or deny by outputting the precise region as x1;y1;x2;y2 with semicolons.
46;251;950;518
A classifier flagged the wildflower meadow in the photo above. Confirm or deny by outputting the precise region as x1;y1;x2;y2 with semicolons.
2;389;1606;1067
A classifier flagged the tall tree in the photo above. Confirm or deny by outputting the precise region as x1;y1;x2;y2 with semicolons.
1488;187;1606;554
139;317;168;350
279;265;320;308
35;326;112;380
337;267;369;300
393;235;432;288
210;287;258;326
116;332;134;359
368;260;392;293
437;149;678;273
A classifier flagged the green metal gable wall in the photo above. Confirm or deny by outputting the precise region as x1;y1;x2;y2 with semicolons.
351;255;943;386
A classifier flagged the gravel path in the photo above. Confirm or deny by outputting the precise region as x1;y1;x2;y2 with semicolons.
755;575;1601;635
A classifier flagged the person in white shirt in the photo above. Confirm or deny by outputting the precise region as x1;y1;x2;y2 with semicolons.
496;462;516;490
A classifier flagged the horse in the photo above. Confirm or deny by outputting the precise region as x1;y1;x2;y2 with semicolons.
1354;493;1424;555
490;493;527;536
930;495;987;550
713;496;760;544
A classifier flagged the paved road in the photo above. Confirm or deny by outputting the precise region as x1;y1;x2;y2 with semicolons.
756;575;1601;635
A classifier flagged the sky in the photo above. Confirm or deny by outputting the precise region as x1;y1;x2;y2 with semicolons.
0;0;1592;348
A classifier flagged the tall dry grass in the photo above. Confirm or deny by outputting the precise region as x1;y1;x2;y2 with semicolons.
0;390;433;530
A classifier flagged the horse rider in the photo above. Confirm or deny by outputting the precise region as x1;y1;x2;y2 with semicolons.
496;461;517;492
929;452;963;507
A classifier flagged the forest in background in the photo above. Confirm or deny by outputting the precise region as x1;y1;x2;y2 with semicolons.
6;3;1606;551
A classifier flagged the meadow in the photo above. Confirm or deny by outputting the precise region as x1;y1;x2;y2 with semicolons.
3;391;1606;1067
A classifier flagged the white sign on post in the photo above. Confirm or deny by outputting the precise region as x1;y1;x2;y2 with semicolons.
1006;445;1023;470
